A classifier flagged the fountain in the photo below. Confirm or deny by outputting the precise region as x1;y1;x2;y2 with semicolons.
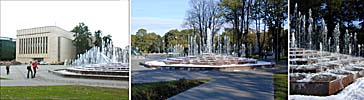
207;29;212;54
334;23;340;53
50;40;129;80
290;3;364;97
225;35;230;55
140;28;274;71
302;15;306;48
322;18;328;51
297;12;302;47
344;30;350;54
354;32;358;56
291;32;296;48
308;9;313;50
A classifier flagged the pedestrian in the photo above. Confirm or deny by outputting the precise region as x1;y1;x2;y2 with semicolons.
264;50;268;59
5;62;10;75
27;61;33;79
32;60;38;78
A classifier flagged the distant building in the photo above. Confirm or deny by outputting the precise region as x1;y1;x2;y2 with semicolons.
0;37;16;61
16;26;76;63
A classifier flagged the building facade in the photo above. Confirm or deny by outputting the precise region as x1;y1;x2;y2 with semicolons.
16;26;76;64
0;37;16;61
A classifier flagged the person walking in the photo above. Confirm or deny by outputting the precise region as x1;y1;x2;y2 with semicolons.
27;61;33;79
32;60;38;78
5;62;10;75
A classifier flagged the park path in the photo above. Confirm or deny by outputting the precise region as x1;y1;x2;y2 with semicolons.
0;65;128;88
132;70;274;100
132;54;277;100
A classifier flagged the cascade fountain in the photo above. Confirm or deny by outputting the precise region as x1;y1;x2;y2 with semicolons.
51;40;129;80
290;3;364;98
140;28;274;71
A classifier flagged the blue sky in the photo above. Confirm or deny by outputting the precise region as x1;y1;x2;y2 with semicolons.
131;0;288;35
131;0;189;35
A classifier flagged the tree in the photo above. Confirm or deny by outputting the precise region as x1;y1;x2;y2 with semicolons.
219;0;287;60
136;29;147;35
102;34;113;56
251;0;261;57
94;30;102;50
71;22;92;56
184;0;224;54
131;29;164;53
219;0;244;56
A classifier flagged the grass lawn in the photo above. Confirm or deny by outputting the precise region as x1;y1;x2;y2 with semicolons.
132;79;210;100
0;85;128;100
0;77;9;80
280;56;288;61
274;74;288;100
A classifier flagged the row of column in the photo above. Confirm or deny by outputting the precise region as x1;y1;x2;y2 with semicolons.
19;37;48;54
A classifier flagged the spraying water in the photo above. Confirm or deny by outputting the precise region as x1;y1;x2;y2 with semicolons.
334;23;340;53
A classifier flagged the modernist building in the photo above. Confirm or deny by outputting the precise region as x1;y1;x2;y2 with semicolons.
16;26;76;63
0;37;16;61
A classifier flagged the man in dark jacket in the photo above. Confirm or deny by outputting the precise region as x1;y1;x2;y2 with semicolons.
5;62;10;75
27;61;33;79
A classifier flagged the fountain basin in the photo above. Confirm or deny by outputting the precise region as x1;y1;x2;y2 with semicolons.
50;63;129;80
289;59;309;65
290;65;326;73
139;55;275;71
290;74;354;96
50;69;128;80
345;66;364;78
290;73;307;82
140;60;274;71
64;68;128;76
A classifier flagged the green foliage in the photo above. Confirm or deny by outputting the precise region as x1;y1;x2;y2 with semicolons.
132;79;209;100
280;56;288;61
71;23;113;57
0;85;128;100
274;74;288;100
132;0;289;58
165;29;191;48
0;77;10;80
132;29;164;53
219;0;242;18
218;0;288;59
71;22;92;55
131;28;193;53
102;35;112;46
94;30;103;48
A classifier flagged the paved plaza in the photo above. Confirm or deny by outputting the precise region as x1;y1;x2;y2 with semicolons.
133;70;274;100
0;65;128;88
132;54;277;100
